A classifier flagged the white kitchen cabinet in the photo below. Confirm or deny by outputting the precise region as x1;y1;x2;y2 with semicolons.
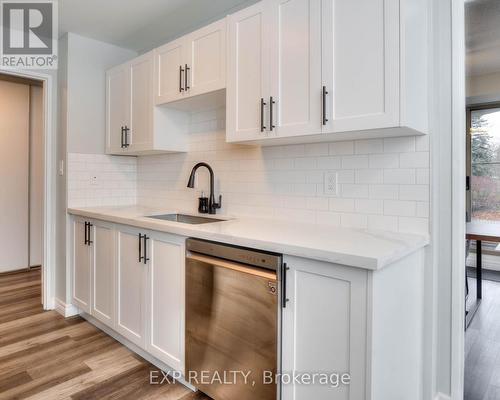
282;250;425;400
105;64;129;154
154;18;226;106
146;232;185;372
227;0;429;145
128;53;154;152
115;225;148;348
154;38;185;104
226;2;270;142
281;256;368;400
71;218;92;314
268;0;323;138
91;220;116;329
106;52;188;156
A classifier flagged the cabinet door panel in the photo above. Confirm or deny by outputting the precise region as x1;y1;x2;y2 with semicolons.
282;257;367;400
185;19;226;97
116;229;146;347
147;234;185;371
155;39;185;105
325;0;399;132
129;53;153;151
72;219;91;313
91;222;115;328
227;2;270;142
106;66;128;153
270;0;322;137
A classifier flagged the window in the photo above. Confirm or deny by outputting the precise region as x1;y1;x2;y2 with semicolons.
467;105;500;223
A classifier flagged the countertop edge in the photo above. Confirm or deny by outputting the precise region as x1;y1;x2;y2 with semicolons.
67;207;429;271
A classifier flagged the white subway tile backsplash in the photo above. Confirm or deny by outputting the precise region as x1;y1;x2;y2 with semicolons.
400;152;429;168
329;141;354;155
355;139;384;154
68;107;429;235
341;184;370;199
399;185;430;201
369;154;400;169
383;137;416;153
355;169;383;184
383;169;416;184
342;155;369;169
68;153;136;208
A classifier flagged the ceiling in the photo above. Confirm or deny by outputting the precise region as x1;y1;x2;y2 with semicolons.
466;0;500;76
59;0;257;53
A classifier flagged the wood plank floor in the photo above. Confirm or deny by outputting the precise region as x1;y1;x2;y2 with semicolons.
0;269;211;400
465;277;500;400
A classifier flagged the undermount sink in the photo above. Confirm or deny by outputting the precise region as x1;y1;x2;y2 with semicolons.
146;213;225;225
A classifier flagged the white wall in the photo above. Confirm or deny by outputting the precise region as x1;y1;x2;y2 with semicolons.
467;70;500;98
66;33;136;154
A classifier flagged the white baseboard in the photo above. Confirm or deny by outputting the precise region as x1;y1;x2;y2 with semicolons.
80;312;196;392
54;298;80;318
434;393;451;400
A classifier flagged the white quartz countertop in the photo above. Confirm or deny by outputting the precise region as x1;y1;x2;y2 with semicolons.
67;206;429;270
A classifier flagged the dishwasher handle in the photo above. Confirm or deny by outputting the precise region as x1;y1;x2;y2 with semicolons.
187;253;277;280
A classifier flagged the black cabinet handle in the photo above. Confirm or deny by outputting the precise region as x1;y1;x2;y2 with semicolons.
270;96;276;131
143;234;150;264
120;127;124;148
139;233;144;262
123;126;130;148
87;223;93;245
185;64;190;90
179;65;184;92
260;98;267;132
322;86;329;125
282;263;289;308
84;222;88;245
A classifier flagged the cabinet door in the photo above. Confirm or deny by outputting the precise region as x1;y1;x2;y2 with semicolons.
72;218;91;313
282;256;367;400
116;227;147;348
269;0;322;138
323;0;399;133
129;52;153;152
226;1;271;142
184;18;226;98
106;65;129;154
146;233;185;371
91;220;116;328
154;38;186;105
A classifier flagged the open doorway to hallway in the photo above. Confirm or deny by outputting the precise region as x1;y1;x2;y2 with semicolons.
464;1;500;398
0;74;44;276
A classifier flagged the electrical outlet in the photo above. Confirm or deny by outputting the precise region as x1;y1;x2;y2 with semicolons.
324;171;339;196
90;175;98;186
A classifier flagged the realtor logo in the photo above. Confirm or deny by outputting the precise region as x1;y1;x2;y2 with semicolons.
0;0;57;69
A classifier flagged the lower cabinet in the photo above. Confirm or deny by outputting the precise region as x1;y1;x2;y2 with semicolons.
116;225;148;347
71;217;92;314
146;232;185;372
281;256;368;400
91;220;116;328
71;218;186;373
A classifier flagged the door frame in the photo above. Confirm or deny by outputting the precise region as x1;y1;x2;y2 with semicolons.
0;68;56;310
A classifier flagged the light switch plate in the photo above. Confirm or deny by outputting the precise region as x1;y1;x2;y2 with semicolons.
90;175;98;186
324;171;339;196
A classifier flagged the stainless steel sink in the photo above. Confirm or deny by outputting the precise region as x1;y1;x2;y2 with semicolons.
146;213;225;224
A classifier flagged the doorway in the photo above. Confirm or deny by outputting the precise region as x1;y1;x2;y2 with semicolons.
0;75;44;274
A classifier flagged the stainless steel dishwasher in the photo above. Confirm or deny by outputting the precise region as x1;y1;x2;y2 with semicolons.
185;238;284;400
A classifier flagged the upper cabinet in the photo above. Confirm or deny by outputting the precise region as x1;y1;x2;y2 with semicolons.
154;19;227;105
106;51;189;156
226;0;429;145
106;0;429;152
